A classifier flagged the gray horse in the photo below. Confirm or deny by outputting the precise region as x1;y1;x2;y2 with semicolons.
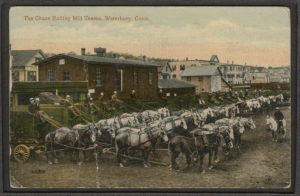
115;125;168;168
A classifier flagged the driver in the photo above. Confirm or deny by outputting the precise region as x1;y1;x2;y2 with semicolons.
274;107;284;134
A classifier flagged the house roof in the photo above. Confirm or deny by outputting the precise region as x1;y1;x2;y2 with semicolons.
154;61;169;72
181;66;222;77
12;50;46;67
34;53;159;67
209;55;219;62
158;79;196;89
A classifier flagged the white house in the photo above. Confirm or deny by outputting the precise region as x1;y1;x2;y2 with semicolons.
12;50;46;82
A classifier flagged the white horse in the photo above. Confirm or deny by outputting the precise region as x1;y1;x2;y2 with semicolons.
266;115;286;142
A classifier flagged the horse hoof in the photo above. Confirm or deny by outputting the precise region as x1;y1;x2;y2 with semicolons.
144;164;149;168
47;161;53;165
208;166;214;170
77;161;83;166
199;169;205;174
54;159;59;164
214;160;220;164
120;163;124;168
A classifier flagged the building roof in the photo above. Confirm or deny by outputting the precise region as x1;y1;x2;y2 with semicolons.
158;79;196;89
209;55;219;63
34;53;159;67
154;61;170;73
12;50;46;67
181;66;222;77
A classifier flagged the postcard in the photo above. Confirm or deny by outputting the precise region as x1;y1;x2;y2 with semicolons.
8;6;291;189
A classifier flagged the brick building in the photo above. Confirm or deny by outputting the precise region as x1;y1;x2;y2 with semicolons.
34;48;159;101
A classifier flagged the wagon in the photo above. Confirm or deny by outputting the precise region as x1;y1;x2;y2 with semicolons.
10;104;89;163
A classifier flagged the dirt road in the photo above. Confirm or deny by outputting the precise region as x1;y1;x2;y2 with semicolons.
10;107;291;188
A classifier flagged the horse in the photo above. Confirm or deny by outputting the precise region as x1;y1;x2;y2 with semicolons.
45;125;97;165
72;123;100;162
115;125;168;167
97;117;121;130
160;116;188;138
118;116;138;127
195;124;234;161
157;107;170;119
215;118;246;150
180;112;200;131
266;115;286;142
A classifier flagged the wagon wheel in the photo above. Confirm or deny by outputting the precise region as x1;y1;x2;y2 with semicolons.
14;144;30;163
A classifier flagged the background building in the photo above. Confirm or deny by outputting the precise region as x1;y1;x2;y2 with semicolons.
168;55;220;80
180;65;230;93
157;62;173;80
158;79;196;96
219;62;251;84
268;66;290;83
11;50;46;82
35;47;159;101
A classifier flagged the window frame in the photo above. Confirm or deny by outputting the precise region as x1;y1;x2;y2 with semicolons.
95;68;102;86
47;69;55;81
133;71;138;85
63;70;70;81
116;69;123;91
149;71;153;85
27;71;37;81
12;70;19;81
59;59;65;65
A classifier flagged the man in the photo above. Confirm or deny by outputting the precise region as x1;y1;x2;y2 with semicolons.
130;90;136;99
63;95;80;116
274;107;284;134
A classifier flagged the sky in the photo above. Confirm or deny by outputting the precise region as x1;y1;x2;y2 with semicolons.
10;6;290;67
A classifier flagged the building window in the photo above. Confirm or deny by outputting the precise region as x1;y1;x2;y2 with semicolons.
198;77;203;82
187;76;191;81
180;65;185;70
149;72;153;85
63;71;70;81
116;69;123;91
172;65;176;71
96;68;102;86
12;71;19;81
59;59;65;65
47;69;55;81
133;71;138;85
27;71;37;81
163;75;168;80
173;74;176;78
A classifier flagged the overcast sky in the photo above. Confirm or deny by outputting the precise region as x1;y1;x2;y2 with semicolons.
10;6;290;67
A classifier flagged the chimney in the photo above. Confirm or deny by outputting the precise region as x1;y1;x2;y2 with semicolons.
81;48;86;56
112;53;117;58
186;57;188;61
142;56;147;62
94;47;106;57
232;60;234;64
